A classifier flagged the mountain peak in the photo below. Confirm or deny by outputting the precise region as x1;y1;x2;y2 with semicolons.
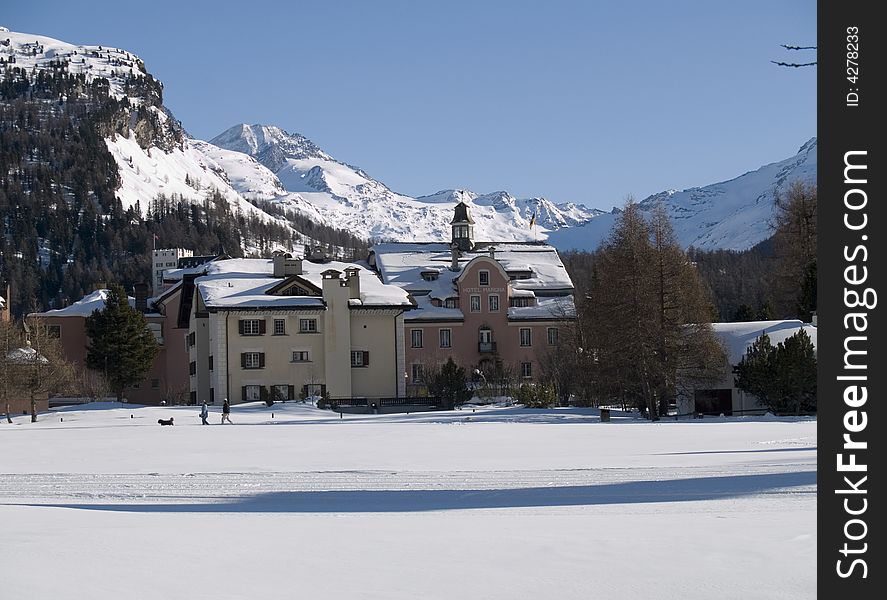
210;124;330;161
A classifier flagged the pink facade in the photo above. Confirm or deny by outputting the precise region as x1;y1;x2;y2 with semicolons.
404;255;570;390
32;287;189;405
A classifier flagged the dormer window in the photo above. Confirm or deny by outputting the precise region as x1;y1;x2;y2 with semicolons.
421;271;440;282
510;297;534;308
507;270;533;280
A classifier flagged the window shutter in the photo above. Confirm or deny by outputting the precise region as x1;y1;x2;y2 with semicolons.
259;353;266;368
240;353;246;368
363;351;370;366
238;320;245;335
288;385;295;400
259;319;267;335
241;386;247;402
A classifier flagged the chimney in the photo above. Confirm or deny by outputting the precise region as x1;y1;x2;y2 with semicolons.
811;312;817;327
344;267;361;300
488;245;496;260
134;282;149;313
274;253;303;276
450;244;461;271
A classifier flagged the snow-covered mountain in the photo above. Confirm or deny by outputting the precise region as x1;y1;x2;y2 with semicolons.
209;124;603;242
548;138;817;251
3;27;816;255
1;29;150;100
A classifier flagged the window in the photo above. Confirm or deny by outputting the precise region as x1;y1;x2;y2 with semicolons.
488;294;499;312
519;328;532;347
421;271;439;282
272;384;291;401
547;327;559;346
243;385;262;402
208;355;213;371
242;352;264;369
350;350;370;367
291;350;310;362
189;361;196;375
439;328;452;349
304;384;324;398
411;329;424;348
44;324;61;338
445;298;458;309
479;270;489;286
411;364;424;383
510;297;532;307
521;362;533;378
273;318;286;335
470;295;481;312
299;318;317;333
151;378;160;389
240;319;263;336
187;331;196;347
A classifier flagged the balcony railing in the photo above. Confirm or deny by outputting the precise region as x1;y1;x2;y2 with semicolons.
478;341;497;353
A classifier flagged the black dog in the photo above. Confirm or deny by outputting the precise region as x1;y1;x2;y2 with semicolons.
158;417;175;426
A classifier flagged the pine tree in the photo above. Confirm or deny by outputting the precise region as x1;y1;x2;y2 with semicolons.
732;304;756;322
773;181;817;319
587;201;725;419
425;358;471;410
85;284;159;401
734;329;816;414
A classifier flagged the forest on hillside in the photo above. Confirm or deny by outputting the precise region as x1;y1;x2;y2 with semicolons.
0;67;366;318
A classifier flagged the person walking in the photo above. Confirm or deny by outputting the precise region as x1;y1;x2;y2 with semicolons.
221;398;232;424
200;400;209;425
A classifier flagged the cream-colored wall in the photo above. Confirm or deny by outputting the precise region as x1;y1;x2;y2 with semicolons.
349;311;401;398
223;312;327;404
322;275;352;398
201;308;405;404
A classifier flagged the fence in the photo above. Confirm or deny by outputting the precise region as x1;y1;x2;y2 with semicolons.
329;396;445;414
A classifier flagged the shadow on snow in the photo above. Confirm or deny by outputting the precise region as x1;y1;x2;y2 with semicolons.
18;470;815;514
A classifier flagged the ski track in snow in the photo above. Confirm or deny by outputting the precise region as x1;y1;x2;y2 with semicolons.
0;464;815;506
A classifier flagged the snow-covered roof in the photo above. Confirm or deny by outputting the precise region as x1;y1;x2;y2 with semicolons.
29;289;135;318
370;242;574;322
194;258;411;310
508;296;576;320
712;320;817;365
371;243;573;293
406;295;464;322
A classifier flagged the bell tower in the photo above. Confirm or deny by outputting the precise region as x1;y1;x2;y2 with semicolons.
450;198;475;252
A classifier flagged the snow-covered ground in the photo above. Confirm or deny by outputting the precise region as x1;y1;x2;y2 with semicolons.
0;402;815;600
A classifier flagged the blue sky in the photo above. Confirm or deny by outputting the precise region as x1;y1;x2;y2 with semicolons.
5;0;816;209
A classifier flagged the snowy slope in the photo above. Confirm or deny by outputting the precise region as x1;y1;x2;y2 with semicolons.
210;124;602;242
1;29;149;100
549;138;818;251
105;133;277;224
